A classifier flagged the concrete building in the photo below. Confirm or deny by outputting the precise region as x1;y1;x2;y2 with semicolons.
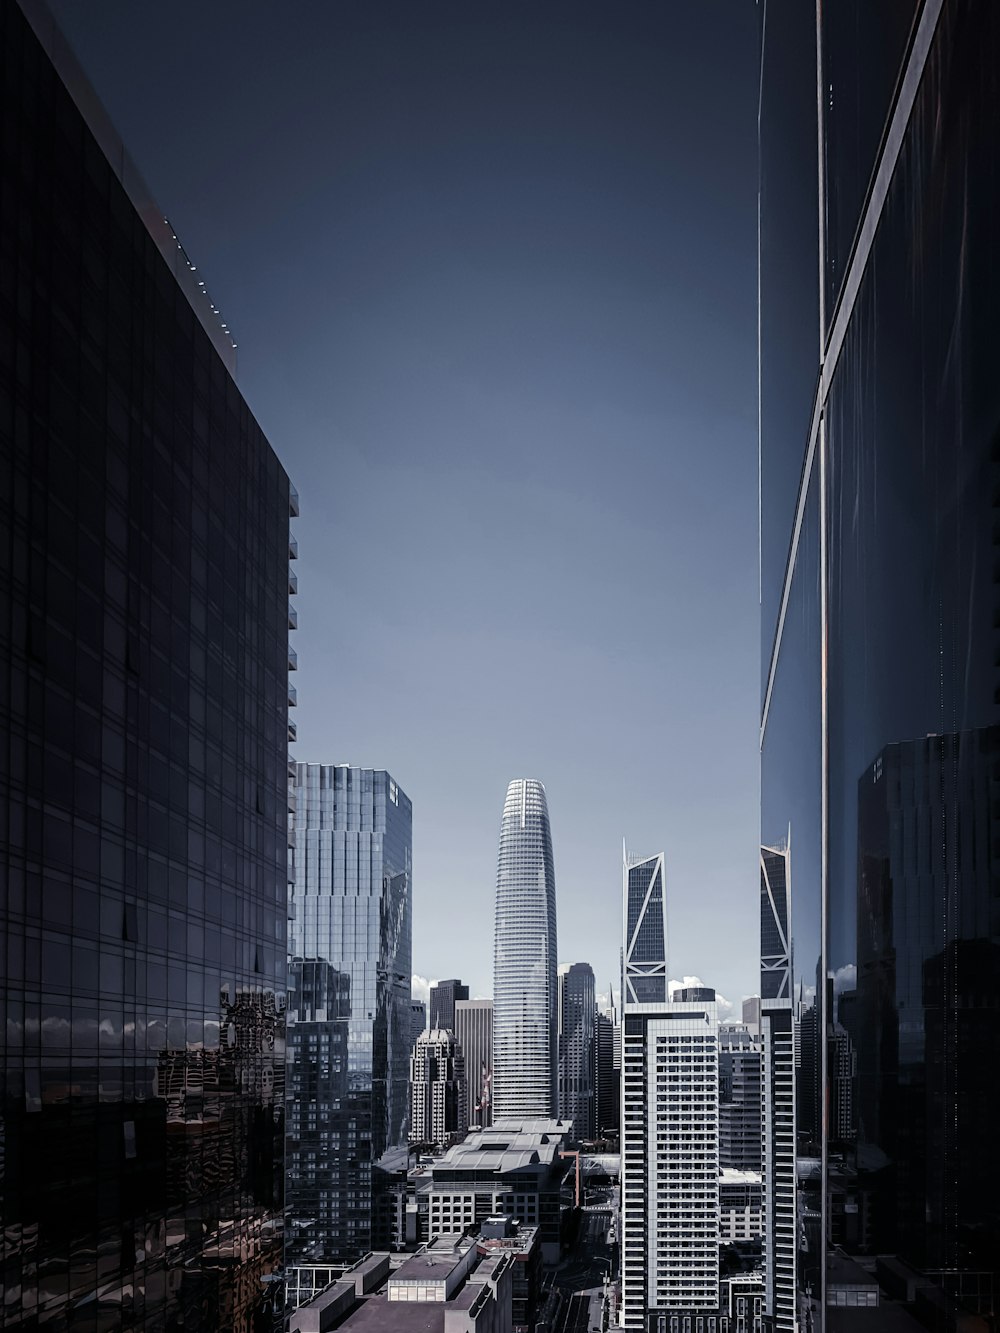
475;1217;542;1333
621;984;720;1328
492;780;558;1121
429;979;470;1032
455;1000;494;1128
719;1169;764;1243
411;1028;468;1149
557;962;596;1141
289;1240;514;1333
411;1119;572;1263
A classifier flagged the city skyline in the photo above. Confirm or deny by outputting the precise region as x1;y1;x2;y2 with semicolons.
44;0;762;1014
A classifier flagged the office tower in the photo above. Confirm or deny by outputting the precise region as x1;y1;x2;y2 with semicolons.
455;999;493;1128
719;1023;762;1172
408;998;427;1054
622;846;667;1003
409;1028;467;1148
557;962;596;1142
593;1009;616;1138
742;995;762;1036
759;842;796;1332
760;4;1000;1323
428;977;469;1031
621;986;720;1328
287;765;412;1297
492;779;558;1121
0;3;293;1326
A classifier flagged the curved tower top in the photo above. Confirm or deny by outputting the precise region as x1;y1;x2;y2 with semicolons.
492;779;558;1121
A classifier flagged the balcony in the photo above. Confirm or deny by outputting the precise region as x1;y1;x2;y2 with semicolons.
288;602;298;629
289;646;298;671
288;719;297;742
288;683;297;707
289;483;300;517
289;569;298;594
289;534;298;559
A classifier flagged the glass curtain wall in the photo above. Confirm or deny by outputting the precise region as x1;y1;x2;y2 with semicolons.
761;1;1000;1327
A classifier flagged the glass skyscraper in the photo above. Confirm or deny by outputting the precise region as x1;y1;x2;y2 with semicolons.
557;961;596;1142
492;778;558;1122
0;2;293;1326
760;2;1000;1327
622;847;667;1005
286;764;412;1300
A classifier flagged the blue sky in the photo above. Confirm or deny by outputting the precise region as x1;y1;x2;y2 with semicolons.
52;1;761;1011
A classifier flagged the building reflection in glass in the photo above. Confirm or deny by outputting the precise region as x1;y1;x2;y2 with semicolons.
286;765;412;1305
0;3;292;1327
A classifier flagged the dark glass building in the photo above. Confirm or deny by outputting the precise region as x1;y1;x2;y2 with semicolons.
556;961;595;1142
0;1;295;1327
286;764;412;1304
427;977;468;1032
760;2;1000;1328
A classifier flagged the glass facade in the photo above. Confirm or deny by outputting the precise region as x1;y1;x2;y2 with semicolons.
557;961;595;1142
622;849;667;1005
760;1;1000;1327
0;3;293;1327
492;779;558;1122
286;764;411;1293
427;978;468;1033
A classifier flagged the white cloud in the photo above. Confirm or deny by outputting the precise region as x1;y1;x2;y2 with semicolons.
411;975;435;1006
668;975;735;1023
832;963;857;995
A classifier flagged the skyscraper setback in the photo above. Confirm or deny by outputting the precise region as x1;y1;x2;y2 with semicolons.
492;779;558;1121
0;2;292;1325
287;764;412;1300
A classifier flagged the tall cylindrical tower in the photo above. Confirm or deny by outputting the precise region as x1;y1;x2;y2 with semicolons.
492;778;558;1121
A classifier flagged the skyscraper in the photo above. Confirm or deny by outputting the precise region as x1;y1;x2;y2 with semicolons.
408;998;428;1056
409;1028;467;1149
759;842;796;1333
557;962;596;1142
492;779;558;1122
593;1009;617;1138
455;999;493;1128
621;986;720;1328
718;1023;762;1172
622;847;667;1004
0;3;292;1325
760;1;1000;1324
428;978;469;1032
287;765;412;1298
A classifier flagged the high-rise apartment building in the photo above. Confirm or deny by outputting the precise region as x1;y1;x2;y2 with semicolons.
287;765;412;1298
760;2;1000;1325
621;987;720;1329
409;1028;467;1149
455;999;493;1128
557;962;596;1142
428;978;469;1032
0;4;293;1326
492;779;558;1121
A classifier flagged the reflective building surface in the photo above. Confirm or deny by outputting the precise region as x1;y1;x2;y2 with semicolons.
760;1;1000;1327
286;764;412;1299
622;848;667;1005
556;961;595;1142
0;3;293;1327
492;779;558;1122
